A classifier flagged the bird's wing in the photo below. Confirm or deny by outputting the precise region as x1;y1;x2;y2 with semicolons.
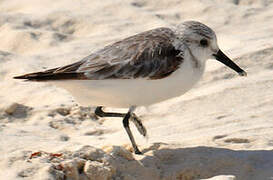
78;27;183;80
13;60;87;80
14;27;183;81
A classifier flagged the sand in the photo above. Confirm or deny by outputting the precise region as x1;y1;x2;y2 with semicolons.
1;0;273;179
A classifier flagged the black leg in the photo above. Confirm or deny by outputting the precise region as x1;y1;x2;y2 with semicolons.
95;106;147;137
123;107;142;154
94;106;145;154
130;113;147;137
95;106;124;117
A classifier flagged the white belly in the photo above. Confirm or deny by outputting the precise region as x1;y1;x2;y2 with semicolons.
51;59;205;108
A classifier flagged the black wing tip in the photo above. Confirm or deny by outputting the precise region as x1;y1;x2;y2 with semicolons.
13;75;29;79
14;72;87;81
13;73;42;80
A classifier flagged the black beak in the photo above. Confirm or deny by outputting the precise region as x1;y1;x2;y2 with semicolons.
213;49;247;76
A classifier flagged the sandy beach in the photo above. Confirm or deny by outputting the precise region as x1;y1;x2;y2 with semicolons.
1;0;273;179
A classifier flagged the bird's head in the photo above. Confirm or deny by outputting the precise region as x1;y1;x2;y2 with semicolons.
174;21;247;76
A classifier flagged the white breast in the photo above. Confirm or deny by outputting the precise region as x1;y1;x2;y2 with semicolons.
51;55;205;108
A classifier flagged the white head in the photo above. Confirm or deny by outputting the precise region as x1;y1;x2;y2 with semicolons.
174;21;247;76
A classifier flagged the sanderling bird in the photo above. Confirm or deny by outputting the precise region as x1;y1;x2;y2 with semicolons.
14;21;247;154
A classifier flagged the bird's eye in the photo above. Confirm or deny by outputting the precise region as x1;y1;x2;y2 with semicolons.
200;39;208;47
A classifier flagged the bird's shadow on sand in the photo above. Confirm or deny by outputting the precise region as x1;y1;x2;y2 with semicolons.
138;143;273;180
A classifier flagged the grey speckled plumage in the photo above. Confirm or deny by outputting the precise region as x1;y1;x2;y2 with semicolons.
14;21;216;81
174;21;215;39
79;28;183;80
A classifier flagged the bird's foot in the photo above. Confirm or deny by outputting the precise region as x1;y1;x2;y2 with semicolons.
130;113;147;137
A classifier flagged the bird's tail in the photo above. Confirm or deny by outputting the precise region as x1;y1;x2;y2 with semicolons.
14;60;87;81
13;70;85;81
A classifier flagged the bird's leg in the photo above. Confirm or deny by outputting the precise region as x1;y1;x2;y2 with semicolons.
95;106;124;117
123;106;142;154
94;106;143;154
94;106;147;138
130;113;147;137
